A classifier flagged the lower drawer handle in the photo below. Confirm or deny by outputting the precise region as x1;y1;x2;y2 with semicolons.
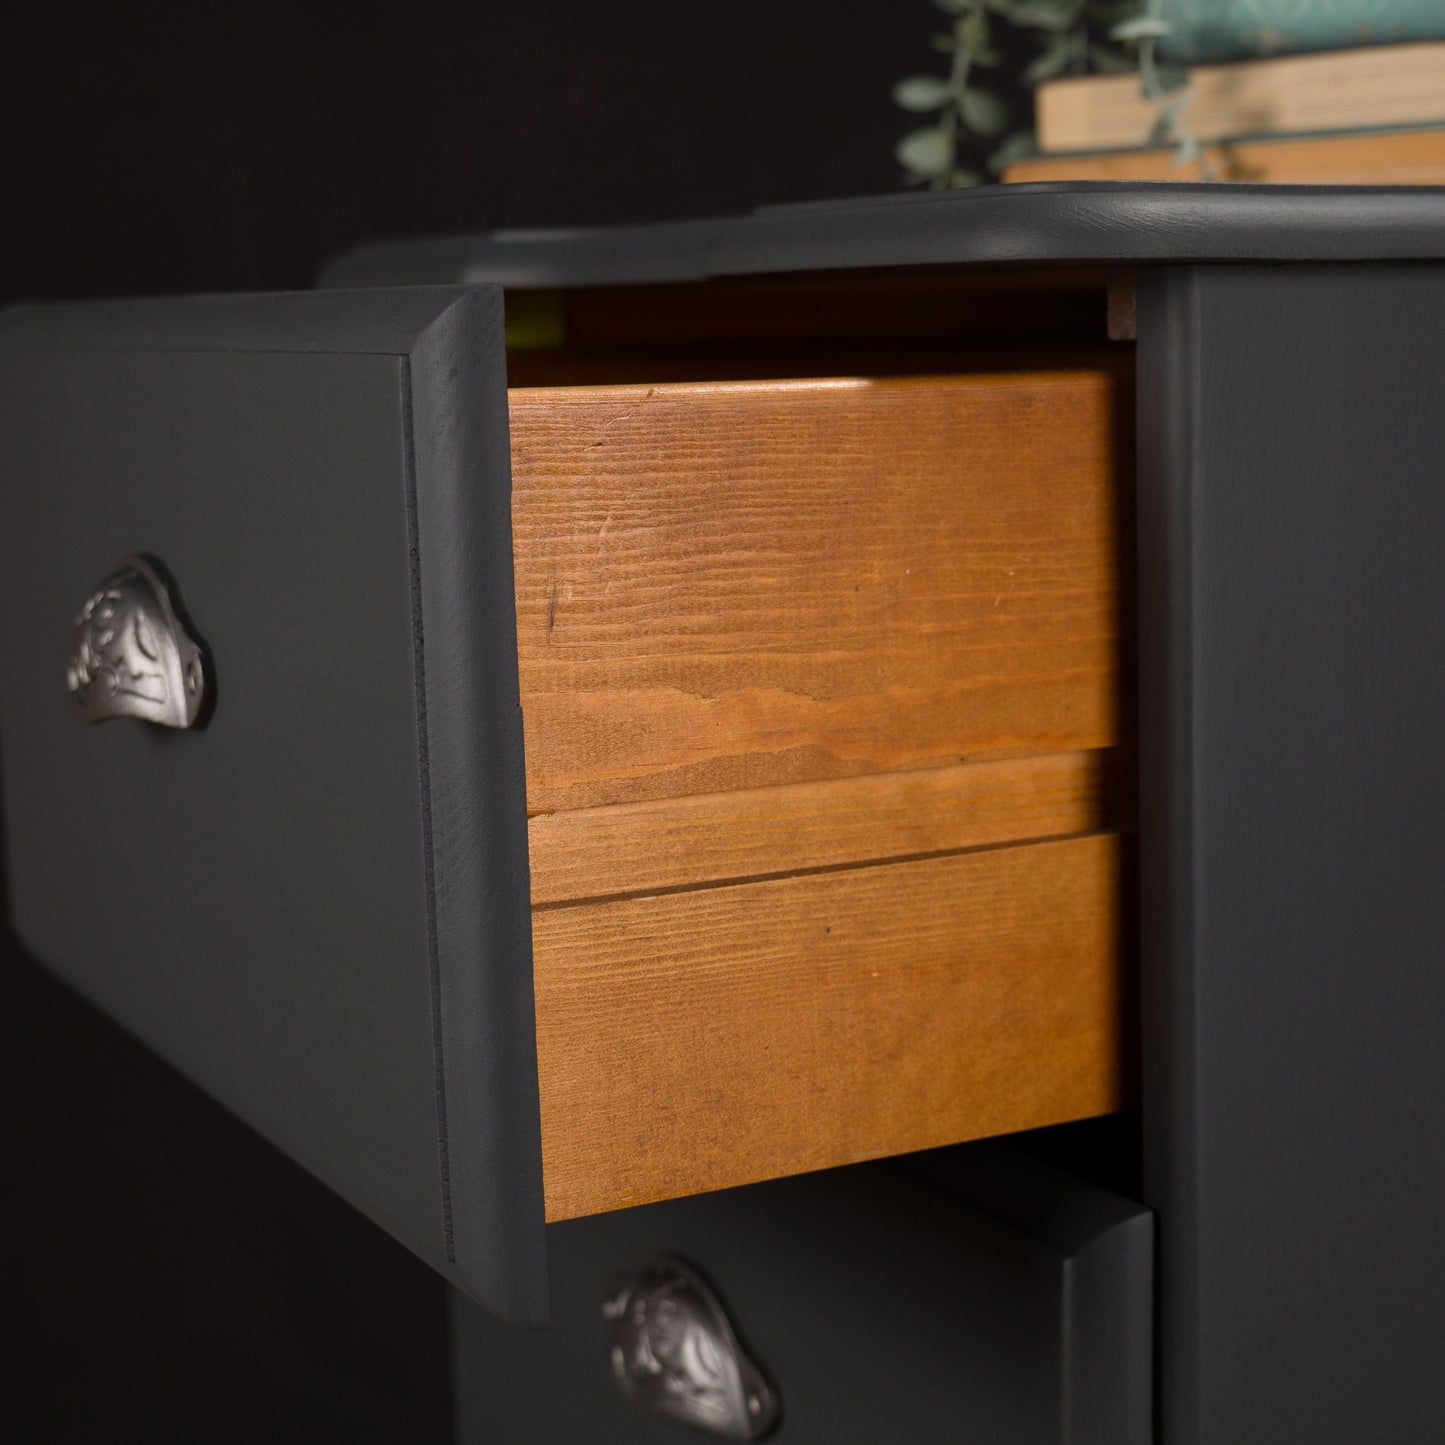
67;555;210;729
605;1254;780;1440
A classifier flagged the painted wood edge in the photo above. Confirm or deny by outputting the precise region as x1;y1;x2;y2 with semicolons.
0;284;488;356
409;288;549;1326
318;185;1445;294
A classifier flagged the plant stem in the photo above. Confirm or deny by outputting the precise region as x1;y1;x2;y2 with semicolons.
938;8;978;189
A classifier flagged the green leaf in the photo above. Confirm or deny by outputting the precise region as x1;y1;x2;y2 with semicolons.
1091;0;1143;18
1087;43;1138;74
1147;92;1193;146
957;10;990;53
930;33;956;53
1158;90;1194;123
1024;36;1076;84
1155;62;1191;94
896;126;955;177
946;167;985;187
932;0;972;13
892;75;952;111
987;129;1039;172
1110;16;1176;41
961;87;1009;136
1006;0;1078;31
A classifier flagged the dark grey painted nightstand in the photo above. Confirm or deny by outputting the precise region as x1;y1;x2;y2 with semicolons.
3;184;1443;1443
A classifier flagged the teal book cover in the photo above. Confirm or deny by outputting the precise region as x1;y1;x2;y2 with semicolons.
1160;0;1445;63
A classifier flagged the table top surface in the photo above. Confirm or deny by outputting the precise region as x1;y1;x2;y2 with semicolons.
320;182;1445;290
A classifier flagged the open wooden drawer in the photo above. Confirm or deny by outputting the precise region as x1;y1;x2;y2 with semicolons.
0;283;1131;1325
512;372;1131;1222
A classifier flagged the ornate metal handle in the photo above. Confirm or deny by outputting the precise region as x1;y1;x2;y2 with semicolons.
67;555;210;728
604;1255;780;1440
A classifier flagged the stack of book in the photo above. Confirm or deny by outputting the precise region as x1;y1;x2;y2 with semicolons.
1002;41;1445;185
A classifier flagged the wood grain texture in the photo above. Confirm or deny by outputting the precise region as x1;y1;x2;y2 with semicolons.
1004;126;1445;187
511;371;1124;813
529;747;1126;906
533;832;1128;1221
1036;42;1445;154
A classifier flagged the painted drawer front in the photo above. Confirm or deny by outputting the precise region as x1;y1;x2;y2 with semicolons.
455;1138;1153;1445
0;287;547;1325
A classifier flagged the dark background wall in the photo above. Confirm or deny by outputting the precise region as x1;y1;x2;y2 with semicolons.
0;4;960;1440
0;0;951;302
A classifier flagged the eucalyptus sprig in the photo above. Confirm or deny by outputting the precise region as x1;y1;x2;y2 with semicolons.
1016;0;1136;86
1109;0;1212;176
893;0;1010;188
894;0;1138;187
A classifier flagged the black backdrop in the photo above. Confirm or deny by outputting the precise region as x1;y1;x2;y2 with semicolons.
0;4;961;1440
0;1;944;301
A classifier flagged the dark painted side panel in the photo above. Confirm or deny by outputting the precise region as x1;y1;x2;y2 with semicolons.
1137;265;1445;1444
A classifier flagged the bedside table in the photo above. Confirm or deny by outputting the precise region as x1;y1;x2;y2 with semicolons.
3;184;1442;1444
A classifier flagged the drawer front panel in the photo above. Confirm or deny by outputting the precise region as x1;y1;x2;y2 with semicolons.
456;1141;1153;1445
0;288;548;1324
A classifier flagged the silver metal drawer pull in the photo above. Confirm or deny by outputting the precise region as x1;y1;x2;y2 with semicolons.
604;1254;780;1440
67;556;210;728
